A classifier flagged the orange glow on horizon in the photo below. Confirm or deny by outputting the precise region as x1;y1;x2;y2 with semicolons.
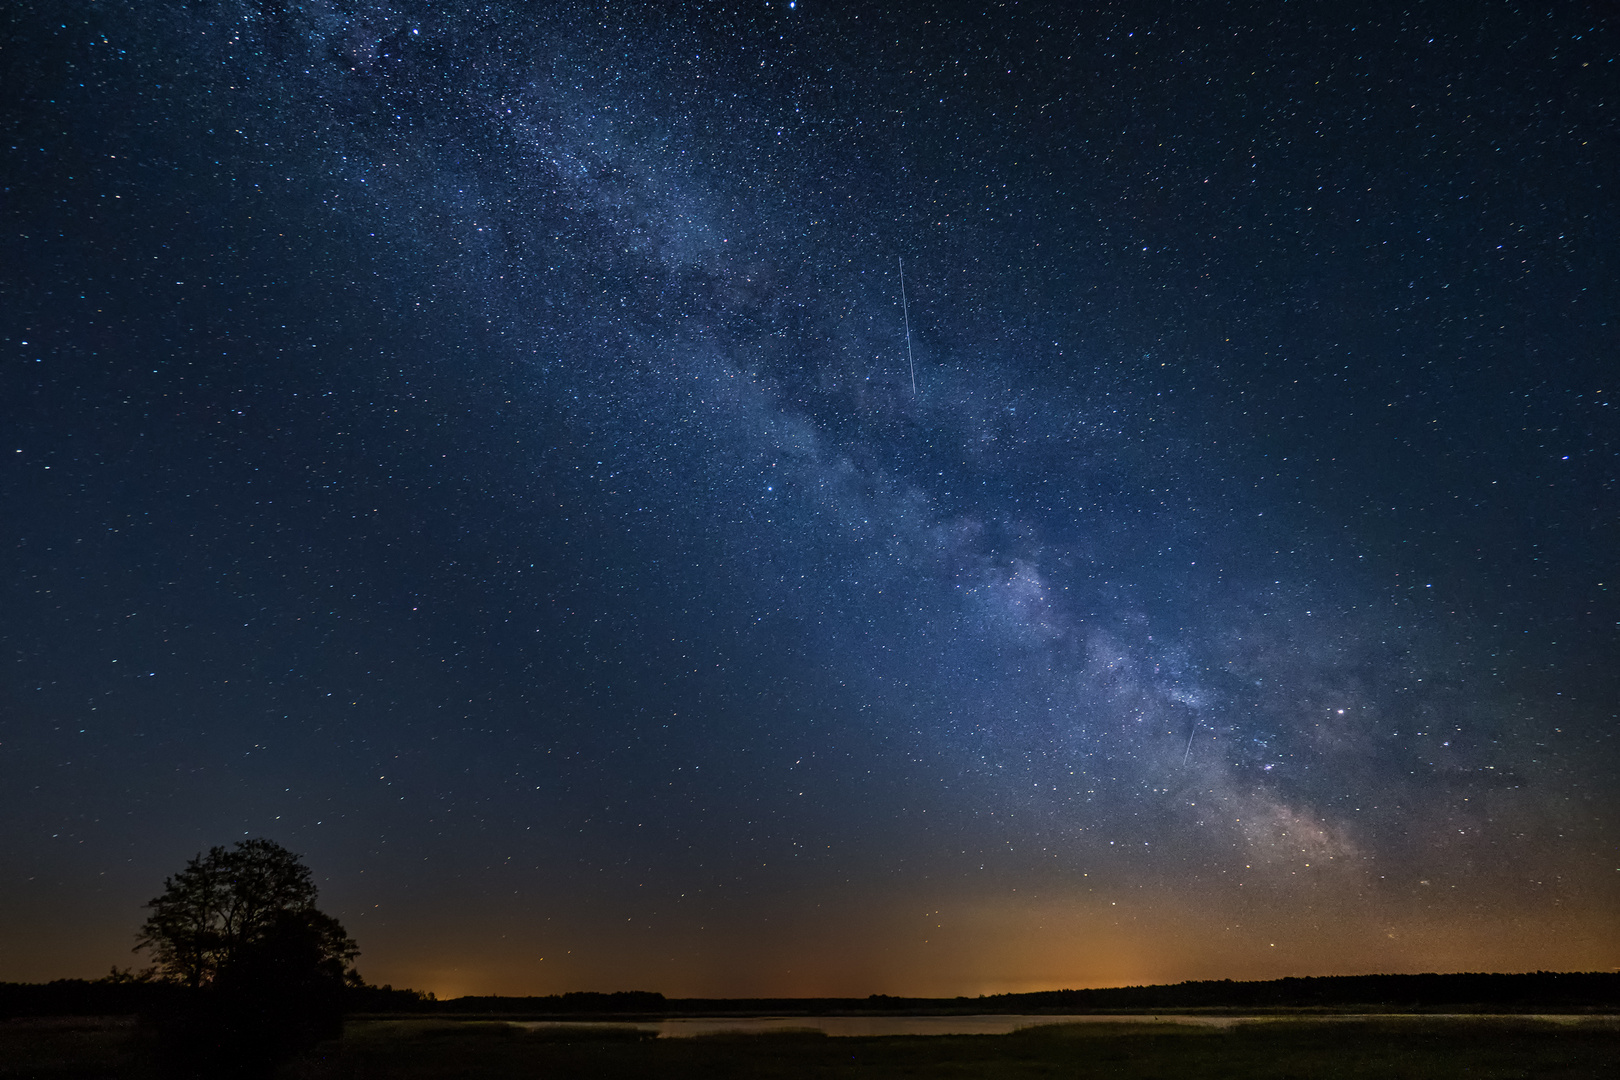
361;887;1620;1000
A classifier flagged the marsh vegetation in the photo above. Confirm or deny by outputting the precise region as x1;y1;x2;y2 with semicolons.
5;1014;1616;1079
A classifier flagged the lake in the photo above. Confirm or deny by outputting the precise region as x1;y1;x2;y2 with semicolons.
515;1014;1238;1037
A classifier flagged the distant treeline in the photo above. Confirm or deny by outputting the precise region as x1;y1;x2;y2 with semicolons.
992;972;1620;1011
5;972;1617;1019
427;974;1620;1014
433;990;669;1014
0;978;431;1020
0;978;178;1018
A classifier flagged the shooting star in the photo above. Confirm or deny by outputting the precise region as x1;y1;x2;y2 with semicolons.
899;256;917;397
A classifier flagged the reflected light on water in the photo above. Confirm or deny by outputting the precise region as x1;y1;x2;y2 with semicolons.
516;1015;1232;1038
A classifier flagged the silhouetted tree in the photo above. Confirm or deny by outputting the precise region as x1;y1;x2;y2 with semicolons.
136;838;354;988
135;839;359;1076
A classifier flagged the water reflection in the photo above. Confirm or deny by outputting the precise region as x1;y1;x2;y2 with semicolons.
515;1014;1232;1038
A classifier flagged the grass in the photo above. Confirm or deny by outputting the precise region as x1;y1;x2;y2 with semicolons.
287;1015;1619;1080
3;1014;1616;1079
0;1016;143;1079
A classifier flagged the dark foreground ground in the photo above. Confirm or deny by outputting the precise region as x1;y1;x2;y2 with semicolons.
3;1015;1618;1079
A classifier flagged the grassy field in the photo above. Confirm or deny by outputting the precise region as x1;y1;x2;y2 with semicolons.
3;1014;1617;1079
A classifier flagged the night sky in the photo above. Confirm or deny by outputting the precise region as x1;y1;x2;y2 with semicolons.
4;1;1616;998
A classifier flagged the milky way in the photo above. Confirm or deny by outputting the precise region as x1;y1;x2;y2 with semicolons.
4;2;1614;995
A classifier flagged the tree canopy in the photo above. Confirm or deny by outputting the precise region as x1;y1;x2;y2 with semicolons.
135;838;356;989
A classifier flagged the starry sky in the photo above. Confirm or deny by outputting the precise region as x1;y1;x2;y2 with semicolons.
3;1;1616;997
